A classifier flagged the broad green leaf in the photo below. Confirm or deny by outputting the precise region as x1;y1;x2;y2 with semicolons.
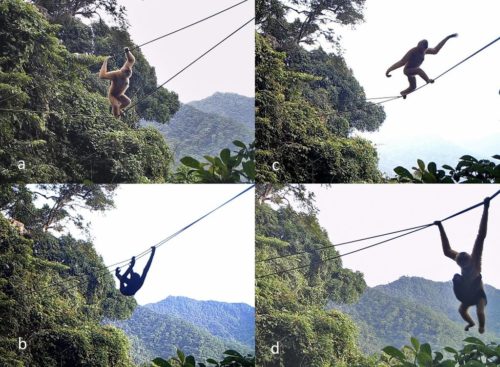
382;346;406;361
152;358;173;367
180;156;201;169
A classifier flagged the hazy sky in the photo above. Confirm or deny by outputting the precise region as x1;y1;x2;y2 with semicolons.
305;185;500;289
117;0;255;103
79;185;255;306
324;0;500;174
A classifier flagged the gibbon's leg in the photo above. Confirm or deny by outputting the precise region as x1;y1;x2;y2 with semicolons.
401;75;417;98
413;68;434;84
459;303;475;331
109;95;121;117
477;298;486;334
118;94;131;109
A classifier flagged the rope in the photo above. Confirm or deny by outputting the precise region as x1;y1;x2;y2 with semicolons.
256;189;500;279
126;0;248;55
36;184;255;294
355;35;500;109
125;17;254;113
257;224;429;263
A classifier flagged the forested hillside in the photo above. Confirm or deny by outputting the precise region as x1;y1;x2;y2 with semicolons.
142;94;253;164
189;92;254;129
255;0;385;183
0;0;179;183
335;276;500;355
144;296;255;348
112;305;252;365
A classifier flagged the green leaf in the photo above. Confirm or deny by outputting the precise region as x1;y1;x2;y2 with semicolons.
152;358;173;367
180;156;201;169
233;140;246;148
382;346;406;361
410;336;420;352
177;349;186;363
463;337;485;346
220;148;231;165
394;166;414;180
185;355;196;366
417;159;426;171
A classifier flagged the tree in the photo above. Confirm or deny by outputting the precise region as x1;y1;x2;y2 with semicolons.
256;189;368;366
0;0;176;182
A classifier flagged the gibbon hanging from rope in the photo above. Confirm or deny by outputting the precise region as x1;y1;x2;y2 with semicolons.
434;197;490;334
99;47;136;118
115;246;156;296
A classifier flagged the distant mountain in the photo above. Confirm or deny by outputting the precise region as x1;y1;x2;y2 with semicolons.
141;93;254;164
145;296;255;348
333;276;500;355
111;297;254;365
188;92;254;129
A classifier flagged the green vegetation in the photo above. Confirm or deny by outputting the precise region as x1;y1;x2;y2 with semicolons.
0;0;180;182
256;185;371;366
381;336;500;366
256;0;385;183
178;141;255;183
393;155;500;183
152;349;254;367
141;95;253;165
0;184;136;366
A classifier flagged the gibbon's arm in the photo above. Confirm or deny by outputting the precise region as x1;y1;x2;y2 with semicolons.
386;50;411;77
426;33;458;55
472;198;490;270
122;48;135;70
115;267;123;281
140;247;156;282
434;221;458;260
99;57;122;80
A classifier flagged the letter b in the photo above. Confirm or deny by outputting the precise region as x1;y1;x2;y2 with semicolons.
18;337;27;350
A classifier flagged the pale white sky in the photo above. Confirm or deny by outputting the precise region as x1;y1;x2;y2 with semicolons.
305;185;500;289
320;0;500;174
117;0;255;103
79;185;254;306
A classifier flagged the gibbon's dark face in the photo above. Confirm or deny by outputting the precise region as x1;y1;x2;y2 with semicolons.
417;39;428;51
456;252;472;267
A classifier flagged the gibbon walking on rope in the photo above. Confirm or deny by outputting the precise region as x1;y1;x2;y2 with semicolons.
115;246;156;296
434;197;490;334
386;34;458;98
99;47;136;117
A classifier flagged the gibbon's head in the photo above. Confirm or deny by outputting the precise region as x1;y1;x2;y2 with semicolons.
417;39;428;51
456;252;472;267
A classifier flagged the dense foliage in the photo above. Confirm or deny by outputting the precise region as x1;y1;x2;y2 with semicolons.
255;33;382;183
256;0;385;183
142;99;253;165
381;336;500;367
393;155;500;183
112;306;252;365
152;348;255;367
144;296;255;348
0;0;179;182
337;277;500;355
255;189;370;366
179;141;255;183
0;185;136;366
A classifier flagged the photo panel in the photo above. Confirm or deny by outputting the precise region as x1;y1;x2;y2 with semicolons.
255;0;499;183
0;184;255;366
0;0;255;184
256;184;500;366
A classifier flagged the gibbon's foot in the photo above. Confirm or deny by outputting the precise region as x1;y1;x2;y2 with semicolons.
427;79;435;84
464;323;475;331
479;326;485;334
400;92;408;99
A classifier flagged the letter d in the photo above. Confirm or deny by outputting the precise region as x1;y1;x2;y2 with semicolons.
18;337;27;350
271;341;280;355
